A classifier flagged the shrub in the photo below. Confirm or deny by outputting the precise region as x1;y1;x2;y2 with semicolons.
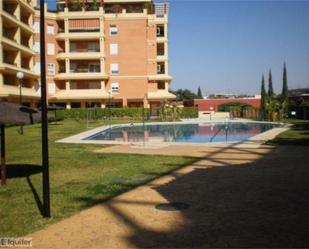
54;108;150;121
180;107;198;119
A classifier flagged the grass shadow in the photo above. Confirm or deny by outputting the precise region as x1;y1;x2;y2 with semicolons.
5;164;44;216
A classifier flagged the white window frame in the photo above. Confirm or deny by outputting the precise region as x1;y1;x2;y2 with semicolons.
47;24;54;35
34;62;41;74
110;63;119;75
47;43;55;55
70;62;77;73
48;82;56;96
110;43;118;55
156;27;161;36
111;82;119;94
34;41;40;53
33;21;40;33
47;63;55;75
157;64;162;73
109;25;118;36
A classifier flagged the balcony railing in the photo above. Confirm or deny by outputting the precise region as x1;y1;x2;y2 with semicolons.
155;3;169;17
70;48;100;53
70;66;100;73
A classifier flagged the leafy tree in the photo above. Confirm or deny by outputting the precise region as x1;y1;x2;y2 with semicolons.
281;63;289;118
268;69;275;98
260;74;267;120
197;86;203;99
171;89;198;101
159;99;181;121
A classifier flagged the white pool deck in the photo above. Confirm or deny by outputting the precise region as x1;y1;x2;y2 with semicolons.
57;119;291;149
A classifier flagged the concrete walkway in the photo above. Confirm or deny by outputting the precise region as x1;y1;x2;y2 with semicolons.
27;143;309;248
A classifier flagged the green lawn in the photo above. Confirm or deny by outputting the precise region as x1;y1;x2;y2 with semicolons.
272;120;309;146
0;119;196;236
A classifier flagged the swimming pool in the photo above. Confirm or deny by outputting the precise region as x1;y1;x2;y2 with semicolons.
84;122;279;144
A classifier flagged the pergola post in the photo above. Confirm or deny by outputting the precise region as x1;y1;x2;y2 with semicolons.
0;125;6;185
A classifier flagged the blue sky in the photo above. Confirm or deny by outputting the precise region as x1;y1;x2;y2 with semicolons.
45;0;309;95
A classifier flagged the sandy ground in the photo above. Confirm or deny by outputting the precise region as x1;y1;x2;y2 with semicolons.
25;142;309;249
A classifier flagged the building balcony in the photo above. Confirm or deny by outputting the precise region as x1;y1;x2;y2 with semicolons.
53;89;109;100
156;55;168;62
56;52;102;60
0;84;40;99
20;0;36;12
1;37;35;56
156;37;168;43
1;11;34;34
56;32;101;40
0;62;38;79
148;74;172;81
54;72;108;81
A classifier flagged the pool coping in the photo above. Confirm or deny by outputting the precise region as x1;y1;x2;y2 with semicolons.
56;119;290;148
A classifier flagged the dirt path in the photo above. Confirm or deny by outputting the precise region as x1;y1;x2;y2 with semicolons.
28;144;309;248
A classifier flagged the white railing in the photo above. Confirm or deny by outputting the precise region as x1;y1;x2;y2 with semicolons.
154;3;169;17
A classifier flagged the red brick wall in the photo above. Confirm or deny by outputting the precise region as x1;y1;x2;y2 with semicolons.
193;98;261;111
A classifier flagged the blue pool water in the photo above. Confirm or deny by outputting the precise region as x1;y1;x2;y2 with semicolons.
85;122;279;144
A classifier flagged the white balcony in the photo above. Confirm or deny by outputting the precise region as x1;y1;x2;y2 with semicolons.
53;89;109;100
56;52;102;60
148;74;172;82
0;84;40;98
54;72;108;80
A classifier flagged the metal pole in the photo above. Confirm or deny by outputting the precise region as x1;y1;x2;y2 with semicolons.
19;80;24;135
1;125;6;185
40;0;50;218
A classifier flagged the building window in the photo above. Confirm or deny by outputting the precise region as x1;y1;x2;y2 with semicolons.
157;62;165;74
47;63;55;75
71;82;77;89
33;21;40;33
88;63;100;72
110;44;118;55
89;82;101;89
48;82;56;96
34;41;40;53
47;43;55;55
88;42;99;52
47;24;54;35
110;63;119;75
158;81;165;90
109;25;118;36
156;25;164;37
34;62;41;74
111;82;119;94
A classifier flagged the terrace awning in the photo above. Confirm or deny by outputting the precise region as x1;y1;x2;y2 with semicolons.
69;19;100;30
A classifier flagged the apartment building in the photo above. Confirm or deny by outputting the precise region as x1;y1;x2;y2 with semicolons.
0;0;40;107
32;0;175;112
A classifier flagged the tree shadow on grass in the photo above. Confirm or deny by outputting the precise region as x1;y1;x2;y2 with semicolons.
6;164;44;216
74;145;309;248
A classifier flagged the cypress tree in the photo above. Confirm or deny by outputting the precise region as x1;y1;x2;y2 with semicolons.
268;69;275;98
197;86;203;99
281;63;289;117
260;74;267;120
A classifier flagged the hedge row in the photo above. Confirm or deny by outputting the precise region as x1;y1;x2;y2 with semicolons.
53;107;198;120
179;107;199;119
